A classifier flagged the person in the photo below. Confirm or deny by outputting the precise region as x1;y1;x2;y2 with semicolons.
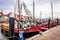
48;17;51;29
56;18;59;25
3;21;9;29
14;20;18;29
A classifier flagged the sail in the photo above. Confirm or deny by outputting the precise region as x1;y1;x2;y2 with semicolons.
22;1;32;17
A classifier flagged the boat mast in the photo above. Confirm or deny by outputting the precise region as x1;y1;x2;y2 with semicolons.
40;11;42;22
14;6;16;18
51;1;53;20
18;0;20;20
33;0;35;22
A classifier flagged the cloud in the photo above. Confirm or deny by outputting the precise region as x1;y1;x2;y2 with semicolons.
0;0;60;18
0;0;16;13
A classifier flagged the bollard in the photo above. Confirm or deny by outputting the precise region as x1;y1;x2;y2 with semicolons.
48;18;50;29
56;19;59;25
9;12;15;40
18;31;24;40
9;18;15;36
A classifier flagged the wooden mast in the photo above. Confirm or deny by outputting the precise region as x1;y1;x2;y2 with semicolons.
14;6;16;18
40;11;42;22
33;0;35;22
18;0;20;20
51;1;53;20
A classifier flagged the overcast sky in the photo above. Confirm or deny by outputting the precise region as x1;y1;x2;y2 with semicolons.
0;0;60;18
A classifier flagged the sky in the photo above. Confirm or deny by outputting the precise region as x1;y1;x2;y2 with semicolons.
0;0;60;19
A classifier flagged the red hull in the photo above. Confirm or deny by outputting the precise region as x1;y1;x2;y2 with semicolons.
2;25;42;33
1;22;54;33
